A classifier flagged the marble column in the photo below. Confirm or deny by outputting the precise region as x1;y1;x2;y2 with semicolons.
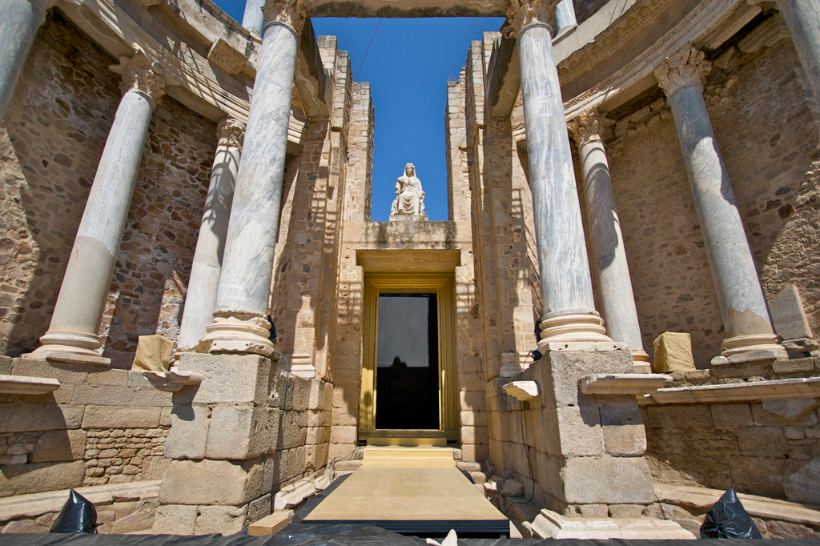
27;53;165;363
775;0;820;108
200;0;304;356
242;0;266;35
509;0;611;346
655;47;786;360
568;112;650;370
176;118;244;352
554;0;577;37
0;0;49;121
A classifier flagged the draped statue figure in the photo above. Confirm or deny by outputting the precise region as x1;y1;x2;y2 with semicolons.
389;162;427;220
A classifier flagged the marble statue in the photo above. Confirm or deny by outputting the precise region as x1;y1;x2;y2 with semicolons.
390;162;426;220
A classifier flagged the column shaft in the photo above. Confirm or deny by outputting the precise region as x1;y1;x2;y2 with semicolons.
656;48;785;359
176;119;243;352
515;12;609;344
28;54;164;361
0;0;47;120
202;7;303;356
242;0;266;35
570;114;650;369
776;0;820;107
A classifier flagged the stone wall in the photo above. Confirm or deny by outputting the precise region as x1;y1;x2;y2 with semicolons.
0;358;172;501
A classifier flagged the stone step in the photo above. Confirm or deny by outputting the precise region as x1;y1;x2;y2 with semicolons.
363;446;456;460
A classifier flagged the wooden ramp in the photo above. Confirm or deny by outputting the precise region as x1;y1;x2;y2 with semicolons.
303;447;509;537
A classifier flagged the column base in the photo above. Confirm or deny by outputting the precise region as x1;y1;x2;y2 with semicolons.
721;333;788;359
289;353;316;378
25;331;110;366
538;312;612;345
199;312;275;357
631;349;652;374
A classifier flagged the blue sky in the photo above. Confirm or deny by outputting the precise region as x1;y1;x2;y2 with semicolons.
213;1;503;220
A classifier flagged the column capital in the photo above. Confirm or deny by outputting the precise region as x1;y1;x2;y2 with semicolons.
654;46;711;96
505;0;560;37
110;52;166;107
216;117;246;148
567;111;611;147
262;0;306;35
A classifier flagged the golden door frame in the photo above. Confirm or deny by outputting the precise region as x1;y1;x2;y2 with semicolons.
358;272;459;444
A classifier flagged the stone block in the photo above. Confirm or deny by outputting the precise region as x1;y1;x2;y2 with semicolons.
110;499;158;533
30;429;86;462
247;493;273;524
712;404;754;428
562;457;654;504
609;504;645;518
86;369;129;385
754;400;818;425
603;424;647;457
783;458;820;505
645;406;713;429
70;384;171;407
11;360;89;385
165;404;210;460
770;284;813;341
737;426;787;457
528;349;632;408
205;405;279;459
176;354;271;404
330;425;357;445
557;405;604;457
195;505;247;535
160;407;172;426
0;461;85;496
274;478;315;511
159;459;274;506
152;504;196;534
0;404;83;433
82;406;162;429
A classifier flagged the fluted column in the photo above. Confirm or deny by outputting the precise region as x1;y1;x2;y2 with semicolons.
569;112;650;370
177;118;244;352
655;47;786;360
200;0;304;356
508;0;611;346
27;53;165;363
242;0;266;35
0;0;49;121
775;0;820;107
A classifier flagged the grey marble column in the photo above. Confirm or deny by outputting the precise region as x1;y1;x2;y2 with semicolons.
0;0;48;121
569;112;650;370
177;118;244;352
200;0;304;356
509;0;611;346
775;0;820;108
27;53;165;363
655;47;786;360
242;0;266;35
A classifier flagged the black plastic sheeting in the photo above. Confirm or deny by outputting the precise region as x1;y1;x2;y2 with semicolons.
0;527;818;546
700;488;762;539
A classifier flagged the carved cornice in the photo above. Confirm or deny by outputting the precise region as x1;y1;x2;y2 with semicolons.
567;111;611;147
263;0;306;35
504;0;559;37
110;52;166;106
217;117;246;148
654;46;711;96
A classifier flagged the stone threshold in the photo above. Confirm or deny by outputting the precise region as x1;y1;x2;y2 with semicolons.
655;483;820;527
639;377;820;405
0;480;160;523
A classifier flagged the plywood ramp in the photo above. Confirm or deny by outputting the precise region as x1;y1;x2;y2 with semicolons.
303;447;509;536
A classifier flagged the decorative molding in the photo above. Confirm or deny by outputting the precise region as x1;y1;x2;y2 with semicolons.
263;0;306;35
566;110;610;146
110;51;166;105
654;46;712;96
579;373;672;396
207;38;247;75
0;374;60;395
504;0;558;37
641;377;820;405
216;117;246;148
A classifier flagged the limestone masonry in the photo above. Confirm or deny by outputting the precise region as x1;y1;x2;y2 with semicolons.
0;0;818;540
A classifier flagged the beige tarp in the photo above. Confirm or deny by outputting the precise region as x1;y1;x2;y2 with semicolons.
131;335;174;372
652;332;696;373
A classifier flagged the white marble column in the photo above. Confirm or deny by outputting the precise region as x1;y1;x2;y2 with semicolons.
200;0;304;356
568;112;650;371
27;53;165;363
242;0;266;35
655;47;786;360
775;0;820;108
176;118;244;352
0;0;49;121
509;0;611;346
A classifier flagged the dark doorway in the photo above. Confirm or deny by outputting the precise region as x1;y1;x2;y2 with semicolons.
375;293;439;430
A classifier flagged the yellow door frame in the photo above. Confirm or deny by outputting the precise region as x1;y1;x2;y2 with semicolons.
358;272;458;443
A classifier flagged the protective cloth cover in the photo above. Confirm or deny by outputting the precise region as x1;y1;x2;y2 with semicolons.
131;335;174;372
652;332;696;373
49;489;98;533
700;488;762;539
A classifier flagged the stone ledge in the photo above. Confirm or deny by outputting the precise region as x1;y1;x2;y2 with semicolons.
0;480;160;522
502;380;539;401
45;352;110;367
143;370;203;392
0;374;60;395
655;483;820;527
529;508;695;539
641;377;820;405
579;374;671;396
